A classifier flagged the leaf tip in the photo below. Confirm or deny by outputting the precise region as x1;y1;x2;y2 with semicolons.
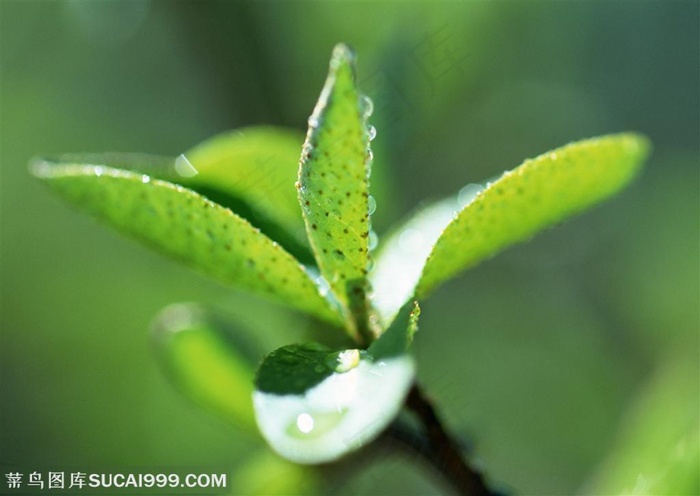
330;43;356;71
623;132;652;163
28;156;52;178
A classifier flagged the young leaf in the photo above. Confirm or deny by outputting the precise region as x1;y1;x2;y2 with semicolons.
253;342;415;464
298;44;373;339
151;303;258;429
40;126;314;264
417;133;650;297
370;198;460;325
183;127;308;244
31;162;343;326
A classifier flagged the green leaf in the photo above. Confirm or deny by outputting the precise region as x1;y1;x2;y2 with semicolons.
370;198;460;325
232;450;320;496
31;162;343;326
417;133;650;297
587;354;699;495
183;127;312;263
151;303;258;429
184;127;305;230
368;302;420;360
255;342;337;395
298;44;373;339
253;342;415;464
40;126;315;264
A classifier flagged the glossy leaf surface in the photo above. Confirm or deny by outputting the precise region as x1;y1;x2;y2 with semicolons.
41;127;314;263
32;162;343;325
184;127;309;252
298;43;373;337
417;133;650;297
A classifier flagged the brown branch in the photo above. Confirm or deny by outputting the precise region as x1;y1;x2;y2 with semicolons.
401;383;499;496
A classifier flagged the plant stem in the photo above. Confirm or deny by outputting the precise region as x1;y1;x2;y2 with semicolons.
399;383;498;496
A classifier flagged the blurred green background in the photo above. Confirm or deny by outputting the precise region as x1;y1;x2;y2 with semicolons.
2;2;698;494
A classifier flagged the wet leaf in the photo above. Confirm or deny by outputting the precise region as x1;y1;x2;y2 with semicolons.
370;198;459;325
151;303;258;429
31;161;343;325
253;342;415;464
298;43;373;339
40;126;314;263
183;127;312;262
417;133;650;297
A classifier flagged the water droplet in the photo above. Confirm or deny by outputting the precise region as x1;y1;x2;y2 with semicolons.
300;342;328;352
307;115;320;128
296;413;314;434
366;149;374;163
175;153;198;178
254;355;415;462
315;276;331;297
367;125;377;141
361;95;374;117
457;183;484;207
141;175;151;184
367;195;377;216
283;409;347;440
399;228;425;254
334;349;360;373
279;354;298;365
94;166;104;177
368;230;379;251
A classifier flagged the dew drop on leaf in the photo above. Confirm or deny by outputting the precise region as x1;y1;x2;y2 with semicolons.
368;195;377;215
254;355;415;464
367;125;377;141
174;153;198;178
307;115;320;129
361;95;374;118
315;275;331;297
368;230;379;251
296;413;314;434
457;183;484;207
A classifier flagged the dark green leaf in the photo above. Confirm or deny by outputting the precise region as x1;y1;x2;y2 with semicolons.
368;302;420;360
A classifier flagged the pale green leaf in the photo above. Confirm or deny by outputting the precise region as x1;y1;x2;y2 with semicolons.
254;342;415;464
298;44;373;339
586;354;699;495
370;198;460;325
151;303;258;429
31;162;343;325
417;133;650;297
